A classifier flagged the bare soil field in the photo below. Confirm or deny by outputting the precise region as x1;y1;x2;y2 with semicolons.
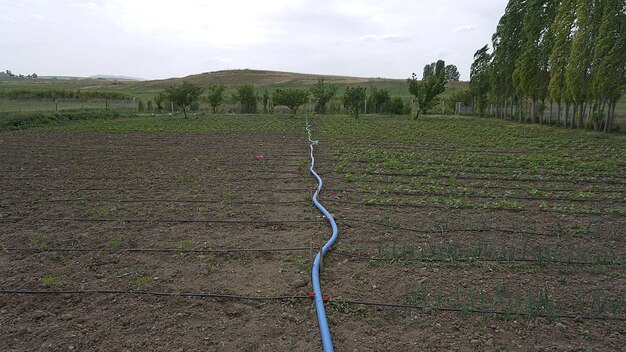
1;115;624;351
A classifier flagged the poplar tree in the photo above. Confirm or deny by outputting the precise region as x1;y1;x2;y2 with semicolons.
490;0;526;120
470;45;492;116
548;0;576;127
565;0;601;129
591;0;626;132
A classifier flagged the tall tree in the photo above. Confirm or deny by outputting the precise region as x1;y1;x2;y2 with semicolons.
408;61;447;119
343;86;367;118
591;0;626;132
470;45;492;116
445;65;461;81
512;0;556;123
565;0;601;129
367;87;391;114
423;63;435;79
272;88;309;115
490;0;526;120
548;0;576;127
309;77;338;114
232;85;257;114
206;84;225;113
163;81;204;118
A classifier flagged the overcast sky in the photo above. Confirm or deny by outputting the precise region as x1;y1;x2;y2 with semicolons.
1;0;507;80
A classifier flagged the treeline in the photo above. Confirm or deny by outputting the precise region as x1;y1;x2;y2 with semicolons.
0;88;133;100
154;79;412;117
469;0;625;132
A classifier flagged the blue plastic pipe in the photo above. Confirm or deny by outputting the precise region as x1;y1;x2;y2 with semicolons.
306;118;338;352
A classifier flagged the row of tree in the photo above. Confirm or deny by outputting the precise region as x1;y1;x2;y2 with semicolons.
156;79;412;118
469;0;625;132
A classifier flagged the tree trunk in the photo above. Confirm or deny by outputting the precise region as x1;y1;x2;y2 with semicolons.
604;101;614;133
577;104;583;129
531;100;537;124
548;101;553;125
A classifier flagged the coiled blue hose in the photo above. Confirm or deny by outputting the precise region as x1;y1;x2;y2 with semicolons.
306;117;338;352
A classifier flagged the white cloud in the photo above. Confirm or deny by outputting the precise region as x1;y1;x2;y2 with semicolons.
359;34;409;43
70;2;101;11
454;25;477;33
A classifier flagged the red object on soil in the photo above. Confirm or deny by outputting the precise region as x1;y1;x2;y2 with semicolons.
255;155;266;159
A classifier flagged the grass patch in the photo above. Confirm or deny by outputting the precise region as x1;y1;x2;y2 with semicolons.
0;110;134;131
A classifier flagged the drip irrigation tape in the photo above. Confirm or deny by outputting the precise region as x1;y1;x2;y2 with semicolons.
0;289;310;302
12;198;306;205
0;217;321;224
2;247;311;254
0;289;622;322
337;299;626;322
331;250;622;266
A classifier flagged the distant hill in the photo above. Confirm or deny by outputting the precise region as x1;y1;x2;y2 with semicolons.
112;69;469;99
89;75;144;81
123;69;402;90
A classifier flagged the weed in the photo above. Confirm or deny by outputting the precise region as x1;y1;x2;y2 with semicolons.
106;237;122;248
28;233;46;250
329;298;368;316
134;276;153;288
282;255;309;272
41;275;59;288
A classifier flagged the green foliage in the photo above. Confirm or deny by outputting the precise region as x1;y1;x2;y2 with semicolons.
272;88;309;114
475;0;625;131
232;85;257;114
146;99;153;112
134;276;153;288
163;81;204;118
153;92;166;112
470;45;492;115
407;67;446;119
136;98;145;112
342;86;367;118
41;275;59;288
548;0;575;107
0;110;132;131
0;88;132;100
367;87;390;114
386;96;408;115
309;77;338;114
206;84;226;113
262;89;270;113
445;64;461;81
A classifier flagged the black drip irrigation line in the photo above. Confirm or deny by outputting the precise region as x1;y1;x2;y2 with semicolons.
0;289;622;322
337;218;562;238
0;217;323;224
326;176;626;194
326;170;626;185
325;170;626;186
340;158;623;179
324;188;624;204
11;198;307;205
326;198;622;217
331;250;623;266
0;187;313;193
337;300;626;322
2;247;311;254
0;289;310;302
